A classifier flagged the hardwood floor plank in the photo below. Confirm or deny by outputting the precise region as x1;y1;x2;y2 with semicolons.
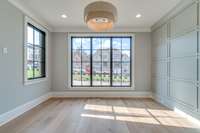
105;99;130;133
75;98;116;133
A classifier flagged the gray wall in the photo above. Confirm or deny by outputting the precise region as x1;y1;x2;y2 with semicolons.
51;32;151;92
0;0;51;115
0;0;151;116
151;0;200;120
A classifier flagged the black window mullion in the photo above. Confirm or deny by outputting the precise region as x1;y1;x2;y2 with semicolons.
34;45;45;49
121;38;123;86
33;28;35;79
42;47;45;62
110;37;113;87
81;38;83;86
101;38;103;86
43;34;46;77
91;37;93;86
71;37;73;87
130;37;132;87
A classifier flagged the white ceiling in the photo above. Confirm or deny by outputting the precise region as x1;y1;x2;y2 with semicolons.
11;0;181;31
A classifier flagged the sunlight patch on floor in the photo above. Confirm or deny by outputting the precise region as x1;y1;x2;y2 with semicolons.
84;104;113;112
116;116;160;124
114;106;150;116
81;104;200;129
147;109;178;117
81;114;114;120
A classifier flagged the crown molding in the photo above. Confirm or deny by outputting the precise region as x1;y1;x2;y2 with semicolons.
52;26;151;33
8;0;53;32
151;0;197;31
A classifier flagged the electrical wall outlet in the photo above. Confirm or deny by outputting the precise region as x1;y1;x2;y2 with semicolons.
3;48;8;54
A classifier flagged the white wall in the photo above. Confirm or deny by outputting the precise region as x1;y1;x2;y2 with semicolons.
0;0;52;115
51;32;151;94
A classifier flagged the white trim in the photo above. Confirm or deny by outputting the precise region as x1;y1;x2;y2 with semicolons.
8;0;53;32
51;91;152;98
24;16;49;85
53;27;151;32
0;92;52;127
67;33;135;91
174;108;200;127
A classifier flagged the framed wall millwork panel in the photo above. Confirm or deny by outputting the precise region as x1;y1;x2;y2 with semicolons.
162;77;168;99
152;77;162;95
152;28;162;59
170;57;197;81
199;58;200;110
198;27;200;111
152;61;168;77
170;3;197;38
152;26;168;59
151;23;169;100
151;32;158;59
152;77;168;98
160;24;168;58
170;31;197;57
170;80;198;109
152;78;156;93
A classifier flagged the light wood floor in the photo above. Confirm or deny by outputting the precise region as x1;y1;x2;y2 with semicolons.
0;98;200;133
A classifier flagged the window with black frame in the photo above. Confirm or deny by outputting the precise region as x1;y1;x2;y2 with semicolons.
71;36;132;87
26;23;46;80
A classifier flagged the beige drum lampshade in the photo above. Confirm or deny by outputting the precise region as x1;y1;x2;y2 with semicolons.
84;1;117;32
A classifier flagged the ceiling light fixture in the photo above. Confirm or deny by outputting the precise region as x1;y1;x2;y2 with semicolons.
136;14;142;18
84;1;117;32
61;14;67;18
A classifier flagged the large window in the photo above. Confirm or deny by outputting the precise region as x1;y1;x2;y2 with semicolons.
71;36;132;87
25;23;46;80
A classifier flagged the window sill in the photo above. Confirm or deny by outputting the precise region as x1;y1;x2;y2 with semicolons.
24;77;47;86
67;85;135;91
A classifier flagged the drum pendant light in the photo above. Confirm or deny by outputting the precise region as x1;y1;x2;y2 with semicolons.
84;1;117;32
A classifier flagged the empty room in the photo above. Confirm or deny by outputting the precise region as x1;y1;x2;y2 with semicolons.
1;0;200;132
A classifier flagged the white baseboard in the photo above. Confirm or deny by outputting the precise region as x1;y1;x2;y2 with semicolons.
52;91;153;98
174;108;200;126
0;92;52;127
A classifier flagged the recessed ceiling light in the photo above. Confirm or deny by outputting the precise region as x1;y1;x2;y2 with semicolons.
61;14;67;18
136;14;142;18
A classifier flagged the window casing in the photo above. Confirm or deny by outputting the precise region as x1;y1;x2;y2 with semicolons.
25;23;46;80
71;36;132;87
